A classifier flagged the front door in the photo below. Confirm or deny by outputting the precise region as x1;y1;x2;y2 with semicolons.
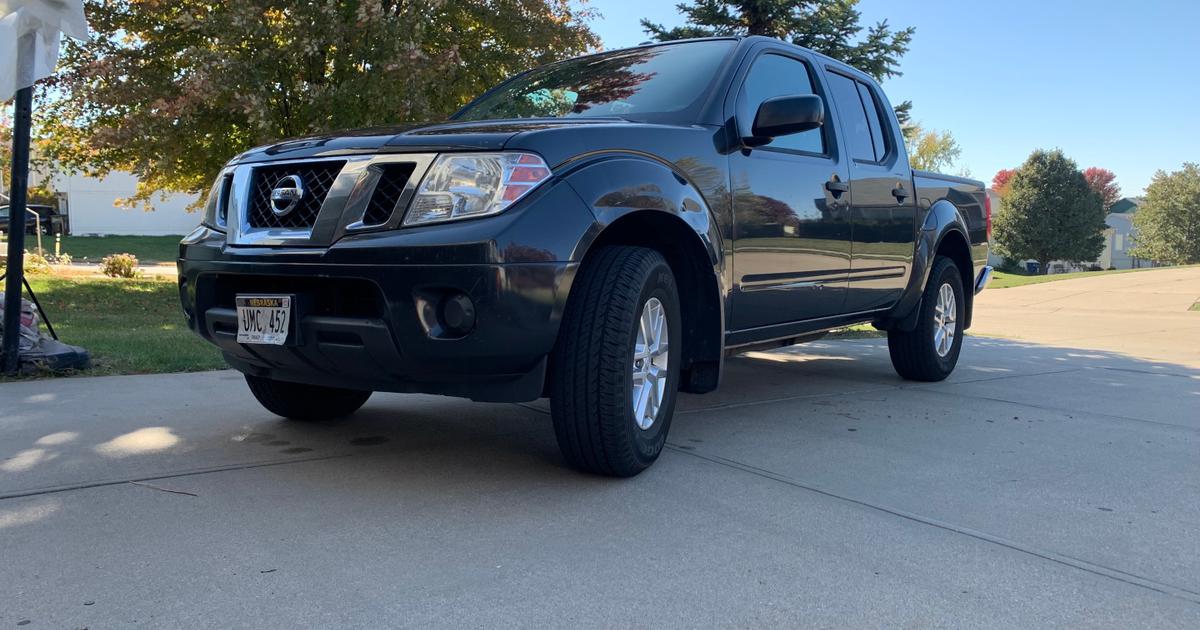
730;51;852;331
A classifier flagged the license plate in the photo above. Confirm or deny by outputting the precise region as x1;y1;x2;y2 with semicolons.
235;295;292;345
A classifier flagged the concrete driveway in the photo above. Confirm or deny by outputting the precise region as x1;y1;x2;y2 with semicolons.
972;266;1200;367
3;330;1199;627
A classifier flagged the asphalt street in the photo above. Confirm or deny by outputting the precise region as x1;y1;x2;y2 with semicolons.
3;333;1198;628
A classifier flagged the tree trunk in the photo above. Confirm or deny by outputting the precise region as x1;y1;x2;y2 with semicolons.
1038;259;1050;275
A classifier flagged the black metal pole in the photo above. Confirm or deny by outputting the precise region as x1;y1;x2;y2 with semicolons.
2;85;33;374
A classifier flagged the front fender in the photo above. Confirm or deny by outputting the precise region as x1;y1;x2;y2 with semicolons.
559;153;729;393
882;199;972;331
559;154;724;268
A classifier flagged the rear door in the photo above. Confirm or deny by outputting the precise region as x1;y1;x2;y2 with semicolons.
728;49;852;330
823;70;917;312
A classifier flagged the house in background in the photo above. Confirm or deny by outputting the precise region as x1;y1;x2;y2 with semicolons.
987;193;1158;273
7;161;199;236
1097;197;1155;270
986;189;1005;268
1108;197;1143;215
51;171;200;236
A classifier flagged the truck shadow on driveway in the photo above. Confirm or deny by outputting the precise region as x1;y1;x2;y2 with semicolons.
3;337;1197;496
3;337;1200;619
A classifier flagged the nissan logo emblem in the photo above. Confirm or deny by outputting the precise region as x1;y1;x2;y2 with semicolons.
270;174;305;216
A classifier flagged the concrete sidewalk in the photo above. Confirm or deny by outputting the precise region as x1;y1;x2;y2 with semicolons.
3;338;1198;628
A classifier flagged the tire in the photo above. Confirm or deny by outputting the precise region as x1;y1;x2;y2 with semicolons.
887;256;965;382
550;246;682;477
244;374;372;421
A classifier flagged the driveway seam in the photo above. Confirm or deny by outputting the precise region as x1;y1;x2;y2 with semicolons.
0;452;357;501
664;444;1200;606
1101;366;1200;380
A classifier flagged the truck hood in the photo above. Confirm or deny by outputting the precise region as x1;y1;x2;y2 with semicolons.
228;118;627;164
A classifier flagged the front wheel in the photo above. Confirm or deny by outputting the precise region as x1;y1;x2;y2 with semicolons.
887;256;965;382
550;246;682;477
244;374;372;421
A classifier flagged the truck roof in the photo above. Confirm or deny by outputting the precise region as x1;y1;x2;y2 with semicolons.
589;35;876;86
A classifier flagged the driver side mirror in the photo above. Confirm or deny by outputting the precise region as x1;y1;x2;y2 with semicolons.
747;95;824;146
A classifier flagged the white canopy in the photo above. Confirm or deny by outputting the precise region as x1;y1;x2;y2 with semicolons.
0;0;89;102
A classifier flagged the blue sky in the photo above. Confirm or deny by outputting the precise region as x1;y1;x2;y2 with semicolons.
584;0;1199;195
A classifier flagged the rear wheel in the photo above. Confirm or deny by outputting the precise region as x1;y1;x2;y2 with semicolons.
887;256;965;382
244;374;372;421
550;246;681;477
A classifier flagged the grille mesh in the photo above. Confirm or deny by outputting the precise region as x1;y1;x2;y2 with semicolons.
362;163;416;226
247;161;345;229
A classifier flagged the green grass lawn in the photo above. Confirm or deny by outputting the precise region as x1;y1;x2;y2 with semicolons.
828;323;883;339
55;234;185;264
10;275;224;377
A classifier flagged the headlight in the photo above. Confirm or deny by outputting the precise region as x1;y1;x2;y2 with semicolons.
404;152;552;226
201;172;230;232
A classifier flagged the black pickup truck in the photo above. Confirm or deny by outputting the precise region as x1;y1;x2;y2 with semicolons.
179;37;991;476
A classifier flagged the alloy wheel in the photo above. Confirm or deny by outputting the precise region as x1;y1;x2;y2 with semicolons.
631;297;670;429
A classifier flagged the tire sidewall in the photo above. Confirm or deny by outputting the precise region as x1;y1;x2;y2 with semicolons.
621;262;682;465
925;263;965;375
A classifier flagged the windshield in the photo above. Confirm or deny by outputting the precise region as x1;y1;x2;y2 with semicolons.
455;40;735;122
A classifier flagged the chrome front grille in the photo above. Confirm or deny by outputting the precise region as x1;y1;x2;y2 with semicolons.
361;163;417;226
246;161;345;229
221;153;436;247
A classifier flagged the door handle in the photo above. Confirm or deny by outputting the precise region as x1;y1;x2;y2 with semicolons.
891;184;909;201
825;180;850;196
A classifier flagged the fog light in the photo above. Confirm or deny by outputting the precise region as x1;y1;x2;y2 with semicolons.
441;293;476;334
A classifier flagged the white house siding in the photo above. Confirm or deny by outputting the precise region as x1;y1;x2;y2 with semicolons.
52;171;201;236
1101;213;1139;269
985;190;1005;268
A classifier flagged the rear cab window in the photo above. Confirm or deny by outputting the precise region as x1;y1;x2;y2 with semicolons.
855;82;889;161
825;72;882;162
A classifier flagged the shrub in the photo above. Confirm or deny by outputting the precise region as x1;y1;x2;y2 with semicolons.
100;253;141;278
24;251;53;275
996;257;1025;274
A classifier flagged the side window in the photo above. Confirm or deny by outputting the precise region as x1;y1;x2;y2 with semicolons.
856;82;888;161
738;54;824;154
826;72;875;162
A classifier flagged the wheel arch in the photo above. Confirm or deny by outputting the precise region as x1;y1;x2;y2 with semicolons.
562;155;727;394
933;227;975;328
878;199;976;331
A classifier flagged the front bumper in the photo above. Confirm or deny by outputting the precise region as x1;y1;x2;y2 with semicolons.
179;239;576;402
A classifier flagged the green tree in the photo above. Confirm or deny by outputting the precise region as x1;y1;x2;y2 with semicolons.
1;114;60;206
905;125;960;172
993;150;1107;274
37;0;597;209
641;0;915;128
1130;164;1200;265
